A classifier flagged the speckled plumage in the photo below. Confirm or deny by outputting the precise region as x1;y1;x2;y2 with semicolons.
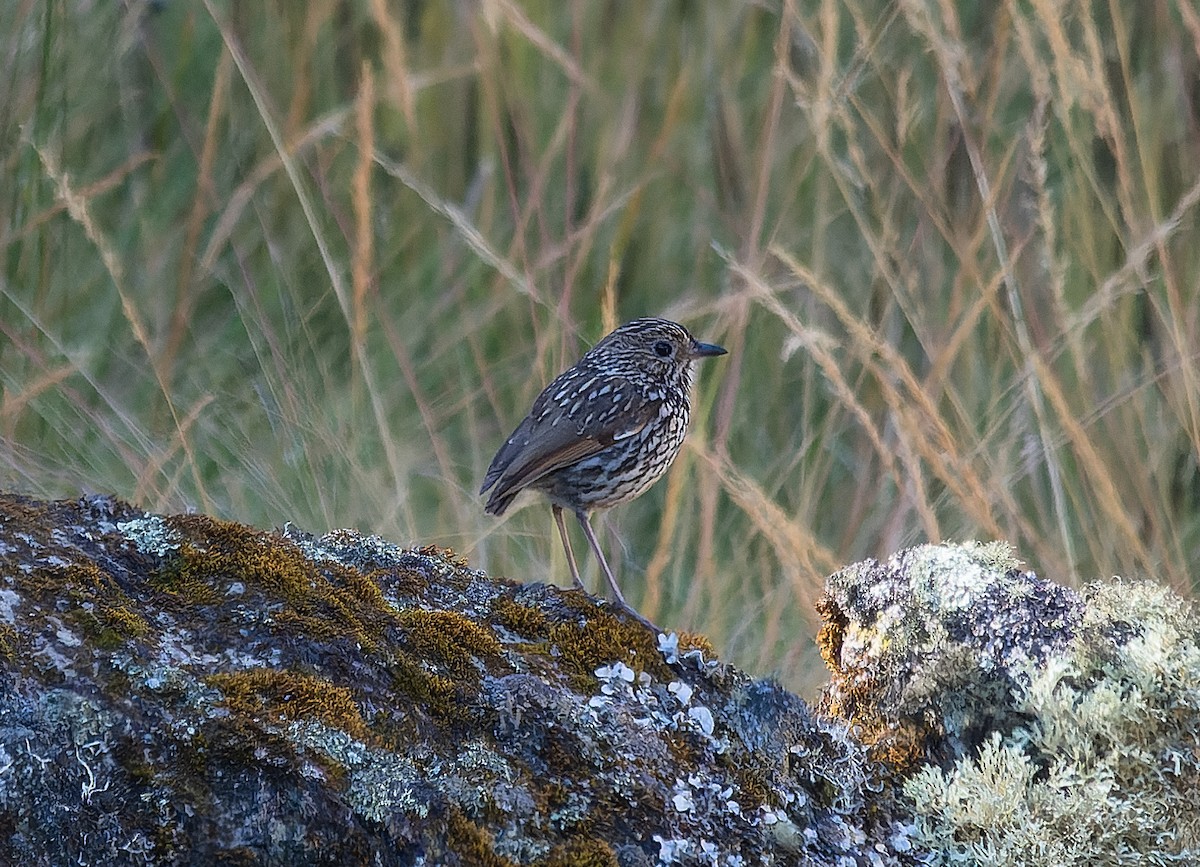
480;318;726;629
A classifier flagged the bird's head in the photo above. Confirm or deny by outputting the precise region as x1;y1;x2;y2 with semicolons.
586;317;726;389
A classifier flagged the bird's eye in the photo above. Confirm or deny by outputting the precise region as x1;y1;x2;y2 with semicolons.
653;340;673;358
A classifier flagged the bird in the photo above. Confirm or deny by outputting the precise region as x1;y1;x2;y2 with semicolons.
480;317;727;629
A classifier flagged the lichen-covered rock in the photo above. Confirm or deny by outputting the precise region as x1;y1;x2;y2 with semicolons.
0;494;918;866
817;542;1200;865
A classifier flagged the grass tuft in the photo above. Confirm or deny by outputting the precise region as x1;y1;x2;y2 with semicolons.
2;1;1198;693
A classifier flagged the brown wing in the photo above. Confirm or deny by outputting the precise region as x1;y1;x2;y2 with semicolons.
481;372;658;515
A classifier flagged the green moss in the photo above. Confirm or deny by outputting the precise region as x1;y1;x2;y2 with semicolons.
68;602;150;650
149;824;182;863
379;610;510;732
119;752;159;786
415;544;471;569
207;669;370;742
212;848;258;865
148;543;224;605
727;764;770;812
396;609;503;677
491;595;551;637
374;565;429;600
527;725;597;789
387;652;460;721
153;515;397;650
0;624;18;661
676;631;717;659
534;838;618;867
22;561;151;652
548;610;670;690
330;565;391;610
446;808;517;867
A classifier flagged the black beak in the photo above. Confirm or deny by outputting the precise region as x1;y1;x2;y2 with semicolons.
691;340;727;358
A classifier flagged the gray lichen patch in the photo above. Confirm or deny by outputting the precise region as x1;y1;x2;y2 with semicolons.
117;515;183;558
818;541;1200;865
818;543;1085;764
0;493;918;866
8;494;1192;865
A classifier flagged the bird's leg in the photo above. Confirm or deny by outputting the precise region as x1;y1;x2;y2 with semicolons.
552;505;586;590
575;509;659;632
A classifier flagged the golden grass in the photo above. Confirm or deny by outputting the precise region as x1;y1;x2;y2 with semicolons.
1;0;1198;693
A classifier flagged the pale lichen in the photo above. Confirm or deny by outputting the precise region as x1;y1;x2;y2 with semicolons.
819;542;1200;865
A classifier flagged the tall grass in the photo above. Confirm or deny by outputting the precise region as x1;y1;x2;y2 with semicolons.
2;0;1198;693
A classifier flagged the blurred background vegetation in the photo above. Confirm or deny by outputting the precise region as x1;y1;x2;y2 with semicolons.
2;0;1198;694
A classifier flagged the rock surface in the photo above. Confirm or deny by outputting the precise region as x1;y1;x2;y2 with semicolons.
1;495;1197;866
0;494;913;866
818;542;1200;865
